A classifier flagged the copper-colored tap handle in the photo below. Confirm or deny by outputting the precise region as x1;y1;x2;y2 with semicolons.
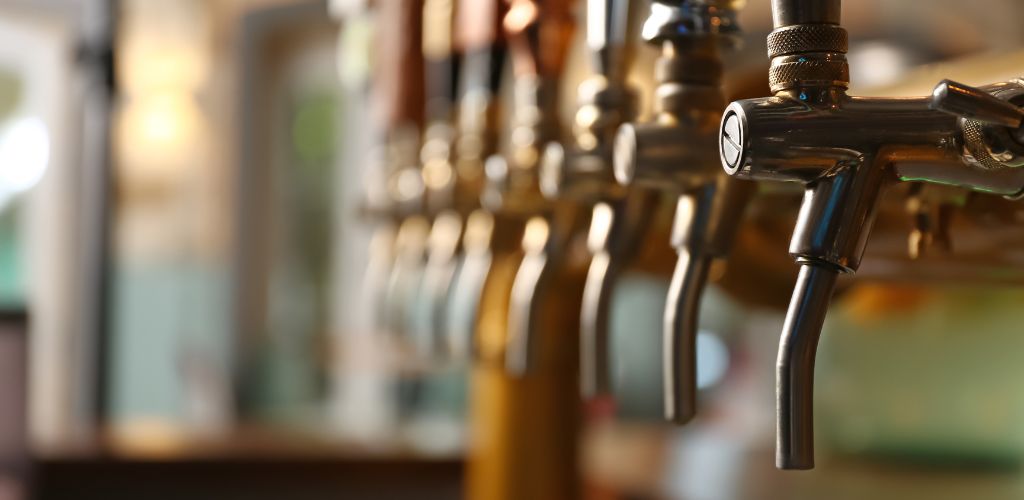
504;0;577;79
374;0;426;131
423;0;461;122
457;0;505;51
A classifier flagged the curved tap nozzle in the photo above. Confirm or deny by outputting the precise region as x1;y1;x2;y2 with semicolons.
722;0;1024;470
384;216;432;340
505;217;552;374
446;210;496;359
578;194;656;398
661;177;753;423
497;0;578;376
528;0;646;396
579;246;618;397
417;212;464;357
608;0;748;420
776;263;837;470
506;206;588;375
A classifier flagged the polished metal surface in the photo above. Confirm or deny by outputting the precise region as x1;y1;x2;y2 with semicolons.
467;0;584;497
662;195;714;423
500;0;598;377
661;177;752;423
722;0;1024;471
438;0;507;360
610;0;750;422
771;0;840;27
529;0;651;394
931;79;1024;128
579;193;657;398
776;264;838;470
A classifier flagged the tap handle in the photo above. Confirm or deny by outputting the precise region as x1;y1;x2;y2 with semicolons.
930;79;1024;129
587;0;636;84
374;0;426;132
504;0;576;80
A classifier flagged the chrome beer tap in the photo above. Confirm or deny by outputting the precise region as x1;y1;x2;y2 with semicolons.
611;0;752;423
442;0;508;360
535;0;654;401
413;0;463;358
370;0;428;342
499;0;585;376
719;0;1024;470
462;2;584;496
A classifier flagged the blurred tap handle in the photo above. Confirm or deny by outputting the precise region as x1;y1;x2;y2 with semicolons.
423;0;456;62
586;0;637;85
374;0;426;131
423;0;459;122
930;79;1024;128
456;0;506;52
504;0;577;79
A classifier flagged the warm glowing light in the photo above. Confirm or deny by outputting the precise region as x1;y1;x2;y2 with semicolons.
139;93;190;144
0;116;50;195
117;91;204;177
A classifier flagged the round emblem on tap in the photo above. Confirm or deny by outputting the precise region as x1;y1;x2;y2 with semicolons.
720;109;743;172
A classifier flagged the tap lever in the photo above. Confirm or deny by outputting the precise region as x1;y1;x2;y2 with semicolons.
930;79;1024;129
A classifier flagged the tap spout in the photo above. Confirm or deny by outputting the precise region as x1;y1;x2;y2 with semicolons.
776;263;838;470
505;218;552;375
662;178;752;423
663;243;712;424
579;193;656;397
580;249;619;397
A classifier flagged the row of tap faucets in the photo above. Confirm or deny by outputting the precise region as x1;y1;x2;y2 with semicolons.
363;0;1024;476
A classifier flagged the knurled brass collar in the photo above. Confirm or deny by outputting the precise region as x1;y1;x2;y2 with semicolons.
767;24;847;58
767;24;849;93
769;54;850;93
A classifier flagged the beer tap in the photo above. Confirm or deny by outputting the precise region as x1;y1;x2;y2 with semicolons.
535;0;653;402
462;0;583;498
413;0;463;357
372;0;427;341
719;0;1024;470
611;0;752;423
499;0;583;376
442;0;508;360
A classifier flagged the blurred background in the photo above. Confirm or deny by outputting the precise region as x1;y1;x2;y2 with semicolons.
2;0;1024;498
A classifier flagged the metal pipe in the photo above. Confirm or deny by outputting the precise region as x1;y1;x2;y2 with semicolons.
610;0;746;421
579;193;655;398
776;264;838;470
663;248;712;424
580;250;616;397
505;217;551;374
771;0;840;28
